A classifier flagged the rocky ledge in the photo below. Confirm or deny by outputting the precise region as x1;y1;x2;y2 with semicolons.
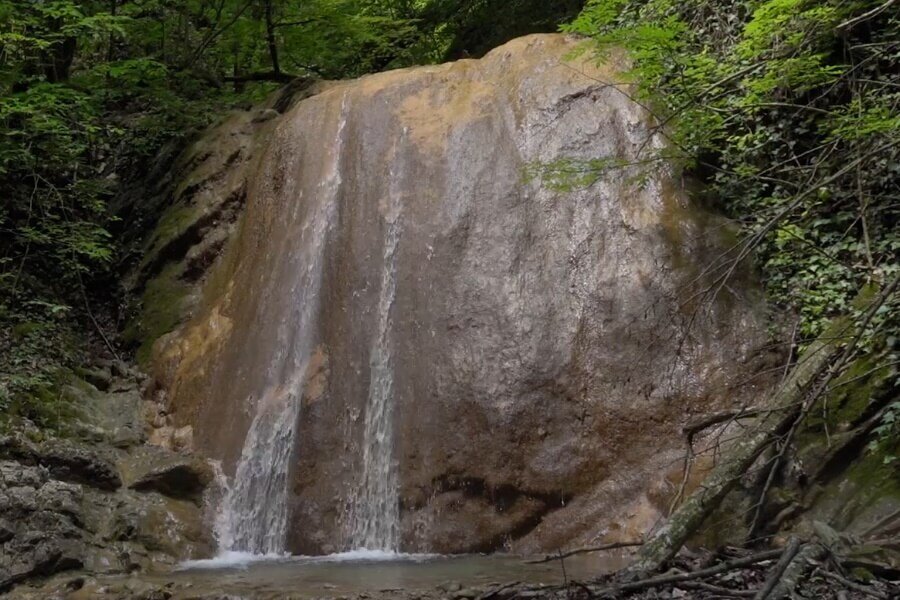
0;364;216;594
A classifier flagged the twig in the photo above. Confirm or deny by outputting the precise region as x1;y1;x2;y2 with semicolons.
75;267;121;362
837;0;898;32
525;542;643;564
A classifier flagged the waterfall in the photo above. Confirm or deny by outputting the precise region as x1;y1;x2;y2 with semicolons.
213;96;348;556
214;388;303;554
350;176;403;551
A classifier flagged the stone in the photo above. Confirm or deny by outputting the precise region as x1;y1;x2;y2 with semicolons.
252;108;280;123
120;446;213;503
0;520;14;544
150;34;771;553
70;385;145;449
76;367;112;392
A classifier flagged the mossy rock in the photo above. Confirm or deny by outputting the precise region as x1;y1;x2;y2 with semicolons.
805;441;900;536
123;263;192;366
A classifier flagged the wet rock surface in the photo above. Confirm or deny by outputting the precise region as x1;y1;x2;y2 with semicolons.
151;33;772;554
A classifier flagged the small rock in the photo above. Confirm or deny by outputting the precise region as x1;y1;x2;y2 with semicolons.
66;576;85;591
78;367;112;392
438;581;462;593
252;108;280;123
0;519;14;543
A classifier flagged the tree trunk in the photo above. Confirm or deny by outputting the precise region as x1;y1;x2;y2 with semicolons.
264;0;281;78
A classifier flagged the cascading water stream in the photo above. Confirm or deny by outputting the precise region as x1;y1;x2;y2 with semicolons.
350;169;403;552
212;96;349;556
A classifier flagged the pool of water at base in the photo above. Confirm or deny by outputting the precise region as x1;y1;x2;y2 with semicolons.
124;551;630;599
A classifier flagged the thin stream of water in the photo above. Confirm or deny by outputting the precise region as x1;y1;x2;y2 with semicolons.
351;169;403;551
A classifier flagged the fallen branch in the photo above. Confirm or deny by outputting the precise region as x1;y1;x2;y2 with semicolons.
819;569;888;599
763;543;827;599
681;580;756;597
588;549;782;597
477;581;521;600
753;536;801;600
525;541;643;564
837;0;898;32
683;408;763;441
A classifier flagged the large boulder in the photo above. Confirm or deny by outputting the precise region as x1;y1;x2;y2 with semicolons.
150;34;772;553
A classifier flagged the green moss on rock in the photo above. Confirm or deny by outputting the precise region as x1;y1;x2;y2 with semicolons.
124;263;191;366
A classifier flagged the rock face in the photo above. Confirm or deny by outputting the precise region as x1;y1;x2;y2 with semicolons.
151;34;770;554
0;373;216;592
0;435;122;491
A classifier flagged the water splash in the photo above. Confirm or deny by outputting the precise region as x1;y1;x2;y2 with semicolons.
217;383;305;554
350;177;403;551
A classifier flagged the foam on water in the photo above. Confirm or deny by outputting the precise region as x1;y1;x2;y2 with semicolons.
178;551;290;570
178;549;439;571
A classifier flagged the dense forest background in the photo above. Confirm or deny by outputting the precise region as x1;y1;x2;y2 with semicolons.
1;0;897;454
